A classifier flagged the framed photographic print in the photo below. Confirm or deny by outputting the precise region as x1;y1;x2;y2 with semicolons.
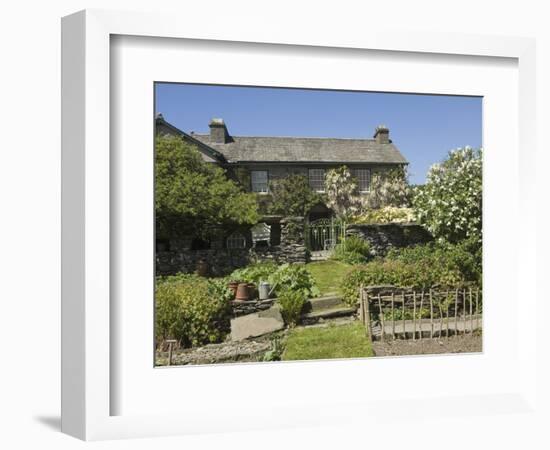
62;9;540;441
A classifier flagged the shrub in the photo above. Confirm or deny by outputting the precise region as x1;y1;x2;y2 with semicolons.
268;174;324;217
331;235;372;265
268;263;320;298
277;290;307;326
340;243;473;306
229;262;278;284
352;206;416;224
412;147;482;243
155;274;232;347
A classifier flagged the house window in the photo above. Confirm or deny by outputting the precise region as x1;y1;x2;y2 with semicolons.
308;169;325;192
226;232;246;249
353;168;371;192
251;170;268;193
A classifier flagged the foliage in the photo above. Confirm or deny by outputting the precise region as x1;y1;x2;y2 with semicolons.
262;336;284;362
155;273;232;347
412;147;482;243
330;235;372;264
324;166;362;220
277;290;307;326
155;135;259;239
268;263;320;298
282;322;374;361
340;241;480;306
229;262;279;284
269;173;324;217
352;206;416;224
363;167;411;209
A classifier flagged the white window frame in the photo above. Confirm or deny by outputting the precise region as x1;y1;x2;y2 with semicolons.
226;232;246;249
353;168;371;192
251;170;269;193
308;168;326;192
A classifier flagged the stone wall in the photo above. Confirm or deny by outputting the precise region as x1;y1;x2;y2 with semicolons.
346;222;433;256
156;216;308;276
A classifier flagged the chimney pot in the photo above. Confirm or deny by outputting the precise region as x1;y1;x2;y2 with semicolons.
374;125;390;144
209;118;229;143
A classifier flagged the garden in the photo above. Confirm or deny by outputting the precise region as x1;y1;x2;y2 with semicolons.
155;135;482;365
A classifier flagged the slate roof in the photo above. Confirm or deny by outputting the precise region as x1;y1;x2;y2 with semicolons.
191;134;408;164
156;115;408;165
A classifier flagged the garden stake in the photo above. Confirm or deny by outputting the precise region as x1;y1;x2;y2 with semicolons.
429;289;434;339
413;291;417;341
166;339;177;366
378;293;385;341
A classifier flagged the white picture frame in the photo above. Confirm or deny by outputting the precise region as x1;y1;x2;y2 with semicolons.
61;9;541;441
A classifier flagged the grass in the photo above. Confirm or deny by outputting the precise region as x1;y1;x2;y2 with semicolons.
282;322;374;361
306;260;352;295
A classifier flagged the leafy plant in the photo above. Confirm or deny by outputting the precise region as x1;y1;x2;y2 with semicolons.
268;263;320;298
412;147;482;244
340;239;482;306
229;262;279;284
277;290;307;326
155;135;259;239
331;235;372;265
262;336;284;361
155;274;232;347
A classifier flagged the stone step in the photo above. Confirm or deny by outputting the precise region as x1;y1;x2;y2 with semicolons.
305;294;345;312
301;305;357;321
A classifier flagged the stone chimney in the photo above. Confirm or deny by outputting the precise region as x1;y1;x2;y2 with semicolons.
373;125;390;144
209;118;229;144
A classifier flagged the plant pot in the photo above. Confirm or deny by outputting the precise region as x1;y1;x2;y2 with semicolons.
227;281;239;299
195;259;208;277
235;283;250;302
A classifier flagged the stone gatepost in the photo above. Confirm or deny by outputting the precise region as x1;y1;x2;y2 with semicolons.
280;216;308;264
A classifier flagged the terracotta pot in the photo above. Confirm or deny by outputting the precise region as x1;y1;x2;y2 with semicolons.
235;283;250;301
195;259;208;277
227;281;239;299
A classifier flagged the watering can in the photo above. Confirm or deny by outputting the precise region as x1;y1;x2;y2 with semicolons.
259;281;274;300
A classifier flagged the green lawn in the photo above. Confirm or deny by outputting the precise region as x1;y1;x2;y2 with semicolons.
282;322;374;361
307;260;352;295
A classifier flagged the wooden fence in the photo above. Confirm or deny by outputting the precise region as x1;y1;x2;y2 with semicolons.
359;285;482;341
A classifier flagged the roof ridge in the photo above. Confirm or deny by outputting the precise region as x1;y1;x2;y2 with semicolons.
192;133;380;142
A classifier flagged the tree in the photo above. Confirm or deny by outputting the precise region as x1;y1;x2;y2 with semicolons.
324;166;362;220
268;173;323;217
155;135;259;239
364;166;411;209
412;147;482;244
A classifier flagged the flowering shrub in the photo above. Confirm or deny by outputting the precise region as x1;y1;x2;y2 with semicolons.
324;166;362;220
352;206;416;224
363;167;411;209
413;147;482;243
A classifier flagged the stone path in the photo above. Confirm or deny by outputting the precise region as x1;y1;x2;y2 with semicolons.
230;304;285;341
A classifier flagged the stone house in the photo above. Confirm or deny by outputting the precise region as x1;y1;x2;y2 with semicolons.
156;114;408;219
155;114;409;272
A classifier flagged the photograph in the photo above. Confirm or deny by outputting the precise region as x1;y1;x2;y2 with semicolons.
154;84;483;366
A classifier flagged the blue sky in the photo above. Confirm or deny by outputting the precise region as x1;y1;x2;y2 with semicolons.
155;83;482;184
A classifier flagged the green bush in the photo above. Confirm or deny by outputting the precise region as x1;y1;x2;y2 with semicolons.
331;235;372;265
268;263;320;298
340;242;478;306
277;290;307;326
229;262;278;284
155;274;232;347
